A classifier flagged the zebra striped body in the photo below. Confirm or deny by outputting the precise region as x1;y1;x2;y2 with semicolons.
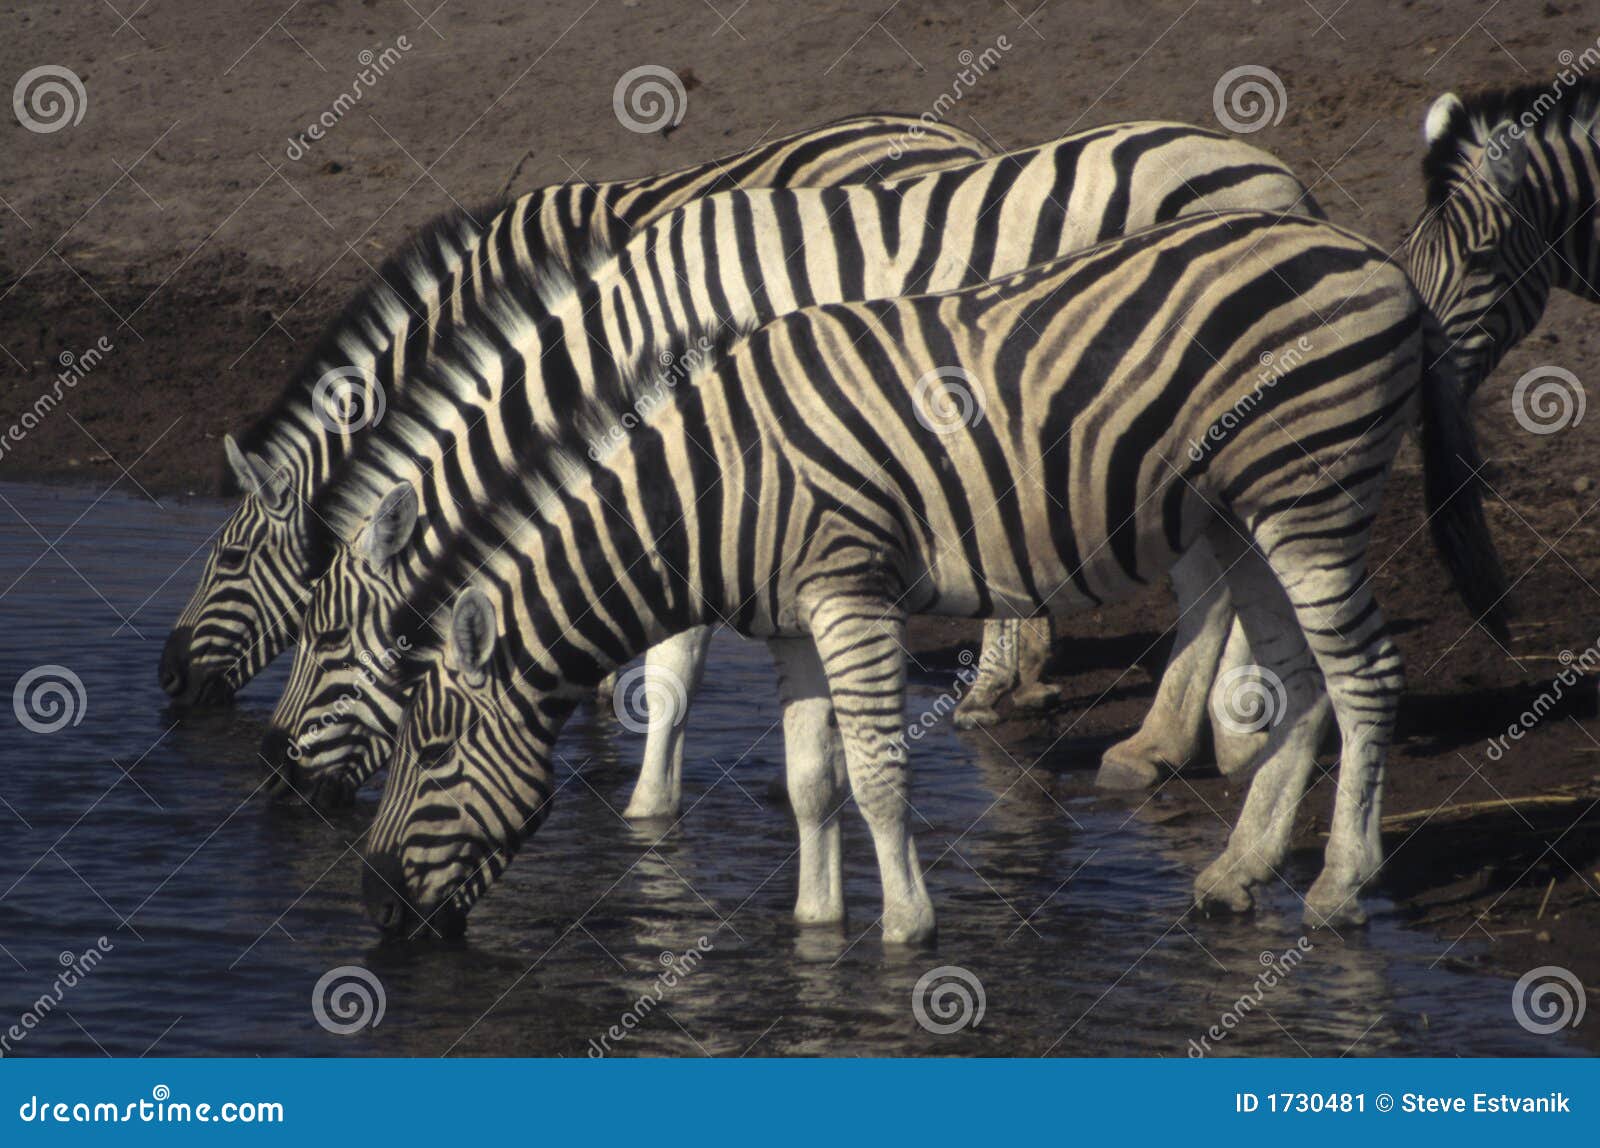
358;211;1505;943
268;122;1320;811
1103;80;1600;790
158;113;989;707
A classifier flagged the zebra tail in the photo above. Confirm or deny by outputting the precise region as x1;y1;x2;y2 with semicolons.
1418;313;1511;643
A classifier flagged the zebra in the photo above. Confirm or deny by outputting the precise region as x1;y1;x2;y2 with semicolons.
355;210;1507;944
156;113;991;708
1100;79;1600;790
260;121;1324;817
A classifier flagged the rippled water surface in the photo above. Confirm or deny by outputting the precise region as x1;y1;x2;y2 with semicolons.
0;481;1579;1057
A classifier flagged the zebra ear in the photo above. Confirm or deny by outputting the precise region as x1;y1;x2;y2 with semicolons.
450;588;497;673
362;483;418;570
1478;119;1527;198
225;435;291;511
1423;93;1464;144
223;434;256;496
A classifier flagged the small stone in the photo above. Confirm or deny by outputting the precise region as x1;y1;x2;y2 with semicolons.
1536;930;1552;942
1575;476;1593;494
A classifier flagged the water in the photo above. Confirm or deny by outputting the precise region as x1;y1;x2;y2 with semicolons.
0;481;1578;1058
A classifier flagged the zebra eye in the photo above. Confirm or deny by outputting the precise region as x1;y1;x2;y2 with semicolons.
217;545;249;573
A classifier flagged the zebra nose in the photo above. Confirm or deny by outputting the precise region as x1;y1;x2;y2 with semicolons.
159;628;191;698
362;854;415;936
259;728;298;796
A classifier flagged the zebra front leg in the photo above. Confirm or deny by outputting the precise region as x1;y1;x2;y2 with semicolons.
1192;538;1333;916
952;619;1019;729
808;595;936;946
1098;542;1235;789
769;638;846;925
621;626;713;820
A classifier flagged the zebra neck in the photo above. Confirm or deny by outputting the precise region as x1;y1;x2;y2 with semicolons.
1531;133;1600;296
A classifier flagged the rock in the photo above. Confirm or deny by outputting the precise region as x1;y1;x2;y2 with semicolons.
1536;930;1552;942
1575;476;1593;494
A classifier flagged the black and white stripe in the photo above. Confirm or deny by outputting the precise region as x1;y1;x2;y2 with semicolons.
357;211;1506;944
1104;80;1600;790
267;121;1322;813
159;113;990;708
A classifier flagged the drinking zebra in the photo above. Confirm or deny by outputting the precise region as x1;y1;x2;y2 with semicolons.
357;211;1506;944
1102;79;1600;789
261;121;1322;817
157;113;990;708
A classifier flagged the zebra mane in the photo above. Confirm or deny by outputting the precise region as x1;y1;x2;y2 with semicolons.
306;224;752;579
222;203;499;494
393;319;753;670
1422;78;1600;207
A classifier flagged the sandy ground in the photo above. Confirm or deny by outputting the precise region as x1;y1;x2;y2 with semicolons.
3;0;1598;1049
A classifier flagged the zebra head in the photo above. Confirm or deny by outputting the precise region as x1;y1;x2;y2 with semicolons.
160;435;307;707
361;587;574;938
1406;92;1551;396
261;483;420;808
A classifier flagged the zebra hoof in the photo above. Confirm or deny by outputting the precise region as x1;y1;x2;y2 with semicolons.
952;704;1001;730
1304;875;1368;930
1194;859;1257;916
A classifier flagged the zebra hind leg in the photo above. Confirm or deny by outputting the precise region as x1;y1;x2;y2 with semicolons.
768;637;847;926
952;620;1020;729
1098;541;1236;789
1192;536;1333;916
621;626;713;819
807;594;936;946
